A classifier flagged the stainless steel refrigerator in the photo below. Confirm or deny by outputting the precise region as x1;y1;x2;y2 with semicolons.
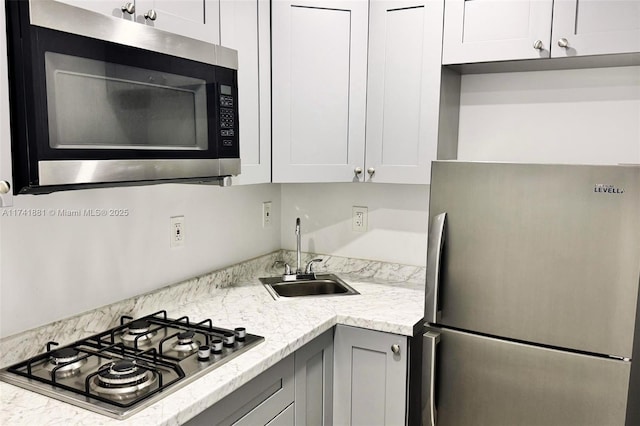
421;162;640;426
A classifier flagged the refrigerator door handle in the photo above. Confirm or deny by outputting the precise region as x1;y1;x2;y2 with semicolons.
422;330;441;426
426;212;446;323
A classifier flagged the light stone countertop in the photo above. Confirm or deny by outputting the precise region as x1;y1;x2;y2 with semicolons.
0;252;425;426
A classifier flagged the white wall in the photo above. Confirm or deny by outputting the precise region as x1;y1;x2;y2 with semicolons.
278;66;640;270
457;66;640;164
0;183;281;337
280;183;429;267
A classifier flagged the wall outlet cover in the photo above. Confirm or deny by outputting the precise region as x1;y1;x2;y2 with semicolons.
352;206;368;232
170;216;185;248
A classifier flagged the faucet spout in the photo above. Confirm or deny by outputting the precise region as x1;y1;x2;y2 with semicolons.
295;218;302;274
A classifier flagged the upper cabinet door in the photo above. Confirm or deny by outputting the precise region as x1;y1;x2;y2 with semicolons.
551;0;640;57
442;0;553;64
365;0;444;184
52;0;133;19
220;0;271;185
53;0;220;43
272;0;368;183
136;0;220;44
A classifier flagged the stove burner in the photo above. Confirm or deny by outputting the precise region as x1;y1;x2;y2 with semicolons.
171;331;200;354
121;320;156;345
177;331;195;343
90;359;157;399
50;348;80;364
45;347;86;377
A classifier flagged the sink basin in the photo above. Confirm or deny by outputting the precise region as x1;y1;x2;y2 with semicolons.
259;274;359;299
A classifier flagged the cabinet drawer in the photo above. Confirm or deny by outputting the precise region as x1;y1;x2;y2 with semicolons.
185;355;295;426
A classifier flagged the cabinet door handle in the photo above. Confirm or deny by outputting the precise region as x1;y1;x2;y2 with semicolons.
558;38;569;48
533;40;544;50
391;344;401;354
120;2;135;14
367;167;375;176
145;9;158;21
0;181;10;194
354;167;363;176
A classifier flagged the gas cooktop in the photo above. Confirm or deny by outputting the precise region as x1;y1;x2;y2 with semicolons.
0;311;264;419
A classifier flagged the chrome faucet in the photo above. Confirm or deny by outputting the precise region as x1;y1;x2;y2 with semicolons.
272;218;323;279
295;217;302;274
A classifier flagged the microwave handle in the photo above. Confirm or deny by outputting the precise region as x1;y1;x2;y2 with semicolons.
422;330;441;426
426;212;446;323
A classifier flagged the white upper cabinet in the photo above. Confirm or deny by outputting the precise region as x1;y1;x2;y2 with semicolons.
272;0;448;184
365;0;445;184
442;0;554;64
443;0;640;65
221;0;271;184
272;0;369;183
551;0;640;57
53;0;220;43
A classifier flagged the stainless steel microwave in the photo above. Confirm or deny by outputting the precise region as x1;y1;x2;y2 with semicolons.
5;0;240;194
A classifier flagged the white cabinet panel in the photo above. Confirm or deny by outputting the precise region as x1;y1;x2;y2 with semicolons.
443;0;640;64
365;0;445;184
136;0;219;43
221;0;271;184
551;0;640;57
53;0;219;43
53;0;129;19
290;7;350;165
442;0;553;64
272;0;368;182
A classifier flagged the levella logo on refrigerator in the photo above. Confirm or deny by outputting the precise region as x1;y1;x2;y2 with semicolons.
593;184;625;194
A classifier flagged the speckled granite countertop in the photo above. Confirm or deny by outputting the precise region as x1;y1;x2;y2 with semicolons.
0;251;425;425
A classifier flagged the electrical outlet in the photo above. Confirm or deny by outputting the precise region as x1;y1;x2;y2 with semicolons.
352;206;368;232
170;216;185;248
263;201;272;228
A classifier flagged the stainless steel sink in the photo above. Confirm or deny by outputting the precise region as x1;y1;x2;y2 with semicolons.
259;274;359;299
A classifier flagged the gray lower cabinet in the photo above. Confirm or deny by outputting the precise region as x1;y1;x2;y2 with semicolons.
333;325;408;426
185;355;295;426
266;404;295;426
185;326;407;426
294;329;334;425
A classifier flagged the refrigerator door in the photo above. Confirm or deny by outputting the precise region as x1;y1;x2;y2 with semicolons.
426;162;640;357
422;327;632;426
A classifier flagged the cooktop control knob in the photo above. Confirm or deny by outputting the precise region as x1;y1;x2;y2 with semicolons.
197;345;211;361
223;332;235;347
234;327;246;341
211;339;223;354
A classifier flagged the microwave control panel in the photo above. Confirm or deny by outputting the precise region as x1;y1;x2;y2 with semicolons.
218;83;237;152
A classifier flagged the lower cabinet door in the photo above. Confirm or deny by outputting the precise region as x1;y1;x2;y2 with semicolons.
333;325;408;425
294;329;334;425
185;355;294;426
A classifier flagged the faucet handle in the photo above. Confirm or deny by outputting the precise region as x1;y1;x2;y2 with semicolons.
305;258;323;274
272;260;292;276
